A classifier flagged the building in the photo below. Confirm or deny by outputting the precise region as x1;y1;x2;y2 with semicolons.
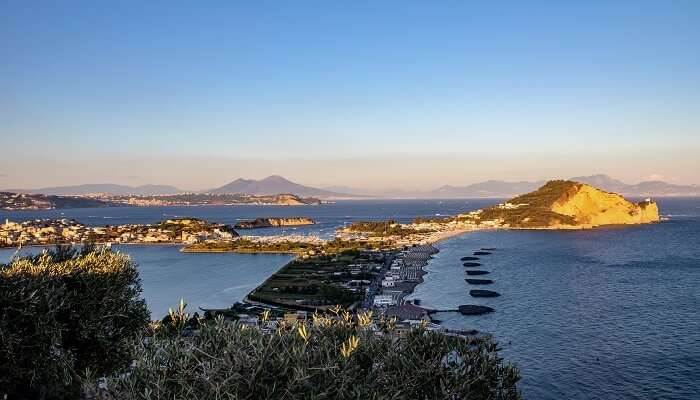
384;303;430;321
373;294;396;307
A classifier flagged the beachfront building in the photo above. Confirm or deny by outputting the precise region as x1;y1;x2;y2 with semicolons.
384;303;430;321
373;294;396;307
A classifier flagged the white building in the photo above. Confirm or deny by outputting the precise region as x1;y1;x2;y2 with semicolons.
373;294;396;307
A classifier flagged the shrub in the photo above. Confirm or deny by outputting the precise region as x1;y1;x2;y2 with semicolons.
105;309;521;399
0;246;150;399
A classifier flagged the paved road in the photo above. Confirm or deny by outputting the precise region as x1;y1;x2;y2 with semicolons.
362;252;395;309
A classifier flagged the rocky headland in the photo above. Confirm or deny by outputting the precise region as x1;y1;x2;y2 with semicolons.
476;180;660;228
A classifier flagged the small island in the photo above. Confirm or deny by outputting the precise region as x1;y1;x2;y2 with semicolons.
234;217;316;229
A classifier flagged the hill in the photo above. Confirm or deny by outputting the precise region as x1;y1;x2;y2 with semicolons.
210;175;355;198
477;180;660;228
0;192;109;210
5;184;183;196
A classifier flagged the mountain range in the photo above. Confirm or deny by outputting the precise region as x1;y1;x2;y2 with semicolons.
208;175;354;198
4;174;699;198
322;174;700;198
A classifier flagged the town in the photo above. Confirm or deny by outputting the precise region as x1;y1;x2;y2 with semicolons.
0;218;237;247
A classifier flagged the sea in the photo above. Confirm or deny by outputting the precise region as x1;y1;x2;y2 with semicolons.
1;198;699;400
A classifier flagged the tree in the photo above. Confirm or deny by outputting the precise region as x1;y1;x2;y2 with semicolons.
0;247;149;399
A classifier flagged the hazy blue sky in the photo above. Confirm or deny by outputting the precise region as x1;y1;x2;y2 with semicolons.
1;1;699;190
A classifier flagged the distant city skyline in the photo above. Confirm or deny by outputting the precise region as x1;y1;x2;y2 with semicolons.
1;1;698;189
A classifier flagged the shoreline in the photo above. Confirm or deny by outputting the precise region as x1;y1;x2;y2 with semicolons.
180;247;299;254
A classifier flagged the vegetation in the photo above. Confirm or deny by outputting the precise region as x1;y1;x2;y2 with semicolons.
479;180;579;227
346;220;434;237
0;246;149;399
183;237;317;253
249;249;386;308
103;306;521;399
1;247;522;399
0;191;108;210
183;237;387;255
151;218;232;236
412;215;457;224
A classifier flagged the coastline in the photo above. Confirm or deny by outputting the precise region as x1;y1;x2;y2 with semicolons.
180;247;300;254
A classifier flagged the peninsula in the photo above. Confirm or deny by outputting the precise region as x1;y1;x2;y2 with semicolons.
0;192;321;210
0;192;111;210
341;180;661;246
0;218;238;248
212;181;659;314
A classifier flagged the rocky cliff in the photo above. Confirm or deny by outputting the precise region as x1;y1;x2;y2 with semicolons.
235;217;316;229
479;180;660;228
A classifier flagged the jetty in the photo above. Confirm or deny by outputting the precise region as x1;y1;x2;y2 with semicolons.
469;289;500;298
465;278;494;285
458;305;495;315
463;262;481;267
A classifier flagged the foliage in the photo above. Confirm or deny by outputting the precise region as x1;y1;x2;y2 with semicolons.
184;237;317;253
104;306;521;400
0;246;150;399
346;220;433;237
249;250;380;308
479;180;579;227
412;216;457;224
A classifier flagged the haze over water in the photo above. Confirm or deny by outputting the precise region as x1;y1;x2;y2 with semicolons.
1;198;699;399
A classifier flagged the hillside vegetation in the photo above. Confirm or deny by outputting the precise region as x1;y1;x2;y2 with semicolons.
1;247;521;399
479;180;660;228
0;247;149;399
105;307;521;399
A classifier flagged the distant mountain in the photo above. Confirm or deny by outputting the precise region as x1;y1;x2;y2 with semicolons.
210;175;356;199
424;175;700;198
569;174;700;197
431;180;544;198
5;184;183;196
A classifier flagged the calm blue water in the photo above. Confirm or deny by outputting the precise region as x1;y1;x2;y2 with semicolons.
409;198;700;400
2;198;699;399
0;199;492;238
0;244;293;319
0;200;486;317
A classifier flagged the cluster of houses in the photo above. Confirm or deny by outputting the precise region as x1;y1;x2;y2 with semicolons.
0;218;237;248
1;219;88;247
217;303;445;336
373;244;439;308
0;192;52;210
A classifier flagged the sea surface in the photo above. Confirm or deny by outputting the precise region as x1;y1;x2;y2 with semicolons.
1;198;699;399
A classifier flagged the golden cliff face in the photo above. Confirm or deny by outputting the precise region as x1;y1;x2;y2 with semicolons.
477;180;660;228
550;183;660;227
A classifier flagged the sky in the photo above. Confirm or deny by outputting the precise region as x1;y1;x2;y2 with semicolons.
1;0;699;191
